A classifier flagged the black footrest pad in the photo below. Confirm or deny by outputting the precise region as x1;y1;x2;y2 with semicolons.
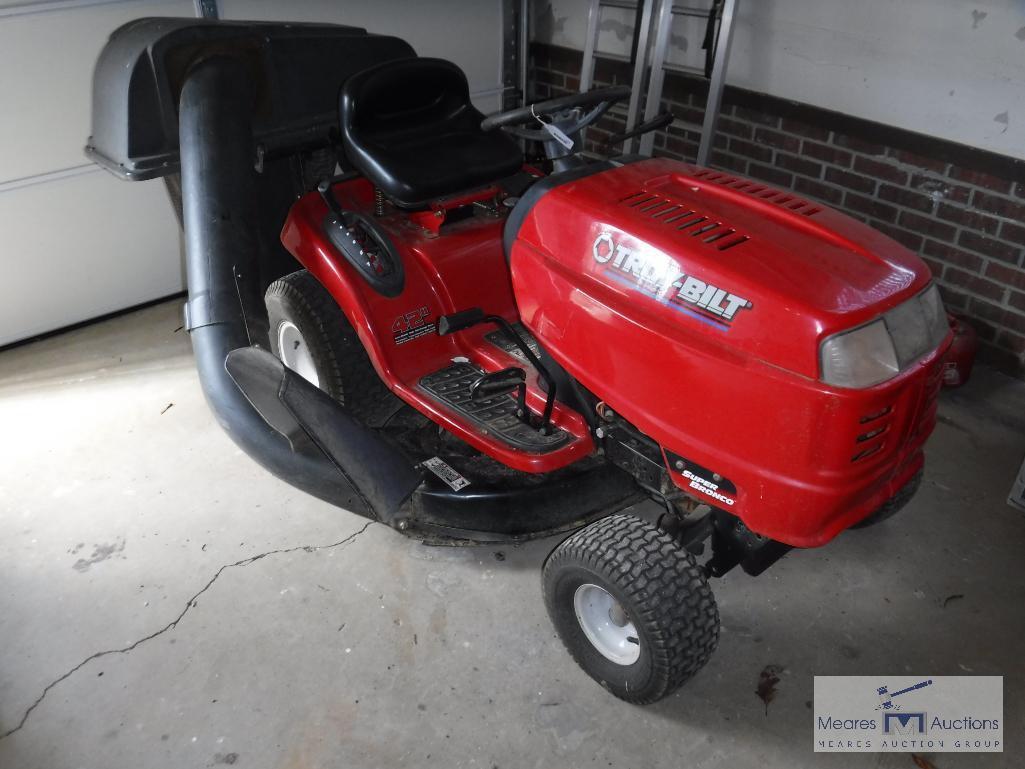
420;363;569;453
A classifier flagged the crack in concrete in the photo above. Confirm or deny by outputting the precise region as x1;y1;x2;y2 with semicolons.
0;520;375;740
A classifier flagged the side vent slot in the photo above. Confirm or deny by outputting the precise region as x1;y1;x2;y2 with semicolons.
690;171;821;216
705;228;735;243
664;209;695;224
716;235;749;251
619;187;751;252
651;204;681;219
620;191;648;204
676;217;709;231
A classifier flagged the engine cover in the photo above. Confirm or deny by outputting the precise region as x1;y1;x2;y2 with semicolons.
508;158;948;547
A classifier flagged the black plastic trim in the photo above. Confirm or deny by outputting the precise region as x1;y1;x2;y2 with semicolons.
503;160;616;258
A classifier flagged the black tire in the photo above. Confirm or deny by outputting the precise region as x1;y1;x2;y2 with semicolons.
542;514;719;704
265;269;402;427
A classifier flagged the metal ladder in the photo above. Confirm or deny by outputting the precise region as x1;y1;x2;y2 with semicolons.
578;0;738;163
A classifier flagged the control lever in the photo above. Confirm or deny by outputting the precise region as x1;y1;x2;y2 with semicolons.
438;308;557;434
602;112;675;150
470;367;528;420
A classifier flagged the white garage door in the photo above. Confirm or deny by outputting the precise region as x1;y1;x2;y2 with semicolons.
0;0;508;347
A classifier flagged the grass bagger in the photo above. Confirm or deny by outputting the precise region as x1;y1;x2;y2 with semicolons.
85;18;952;704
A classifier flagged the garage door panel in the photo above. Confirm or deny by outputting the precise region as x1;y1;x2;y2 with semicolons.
0;170;183;346
0;0;194;184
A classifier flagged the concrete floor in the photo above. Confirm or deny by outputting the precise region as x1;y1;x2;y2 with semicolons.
0;298;1023;769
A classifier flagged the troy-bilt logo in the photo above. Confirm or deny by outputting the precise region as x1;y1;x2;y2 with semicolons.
592;231;752;326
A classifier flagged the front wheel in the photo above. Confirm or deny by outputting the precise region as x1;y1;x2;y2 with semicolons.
542;514;719;704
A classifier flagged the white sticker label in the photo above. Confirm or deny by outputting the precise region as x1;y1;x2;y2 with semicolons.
422;457;470;491
543;122;575;150
814;676;1003;752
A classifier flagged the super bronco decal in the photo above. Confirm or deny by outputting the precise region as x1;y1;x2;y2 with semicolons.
592;231;752;327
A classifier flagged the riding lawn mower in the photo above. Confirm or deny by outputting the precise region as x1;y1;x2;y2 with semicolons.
85;18;951;704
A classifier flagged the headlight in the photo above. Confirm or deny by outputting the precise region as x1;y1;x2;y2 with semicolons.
820;284;948;388
821;319;900;388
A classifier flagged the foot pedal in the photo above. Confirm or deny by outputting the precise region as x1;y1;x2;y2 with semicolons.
420;363;569;452
486;323;541;364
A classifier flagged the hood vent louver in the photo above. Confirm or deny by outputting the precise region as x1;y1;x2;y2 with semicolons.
690;169;822;216
619;191;750;252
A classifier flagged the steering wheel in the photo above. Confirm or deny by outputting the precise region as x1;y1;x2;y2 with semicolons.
481;85;631;142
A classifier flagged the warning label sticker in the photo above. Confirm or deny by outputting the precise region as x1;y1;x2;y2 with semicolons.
392;306;435;346
422;456;471;491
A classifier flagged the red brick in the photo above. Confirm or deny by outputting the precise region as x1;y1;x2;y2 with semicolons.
937;203;1000;235
825;167;875;194
1011;291;1025;313
802;141;852;167
728;137;773;163
946;268;1005;301
985;262;1025;291
949;166;1014;194
710;151;748;175
853;156;909;185
889;148;948;174
897;210;955;240
873;221;924;251
845;191;898;223
534;69;565;88
753;127;800;153
780;117;829;142
747;162;793;187
958;230;1022;264
920;256;945;277
717;116;752;140
732;106;779;128
911;173;970;204
878;184;936;214
937;284;969;311
593;56;632;85
540;45;582;75
999;221;1025;247
969;299;1025;335
793;176;843;206
972;190;1025;220
922;240;984;272
775;152;823;178
969;320;1000;343
664;134;697;160
832;133;886;156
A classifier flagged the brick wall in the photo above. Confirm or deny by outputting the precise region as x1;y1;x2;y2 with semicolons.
531;43;1025;380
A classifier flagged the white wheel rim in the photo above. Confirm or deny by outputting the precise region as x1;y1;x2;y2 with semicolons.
276;320;320;388
573;583;640;665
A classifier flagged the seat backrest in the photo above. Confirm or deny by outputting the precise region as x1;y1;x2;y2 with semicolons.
340;58;522;207
342;57;471;138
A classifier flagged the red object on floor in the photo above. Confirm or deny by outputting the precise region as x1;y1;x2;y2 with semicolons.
942;314;978;388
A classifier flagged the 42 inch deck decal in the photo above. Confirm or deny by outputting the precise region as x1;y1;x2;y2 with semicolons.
592;231;752;328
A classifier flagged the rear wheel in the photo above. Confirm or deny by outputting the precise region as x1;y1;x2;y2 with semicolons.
265;269;402;426
542;514;719;704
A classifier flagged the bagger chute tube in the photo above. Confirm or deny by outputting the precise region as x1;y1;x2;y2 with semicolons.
86;18;952;704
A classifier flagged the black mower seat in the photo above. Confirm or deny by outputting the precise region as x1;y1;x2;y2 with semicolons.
340;58;523;208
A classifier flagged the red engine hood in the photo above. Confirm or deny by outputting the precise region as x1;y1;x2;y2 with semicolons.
514;158;933;379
